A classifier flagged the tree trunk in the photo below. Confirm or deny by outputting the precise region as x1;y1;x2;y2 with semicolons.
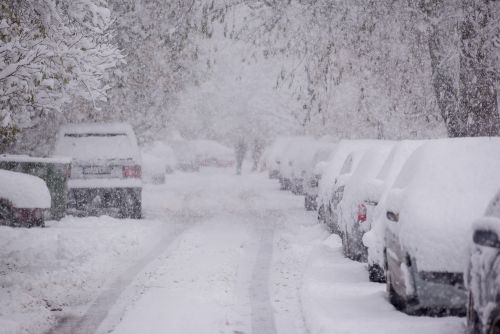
459;0;499;136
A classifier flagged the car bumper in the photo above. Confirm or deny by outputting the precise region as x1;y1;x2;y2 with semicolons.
413;270;466;312
67;187;141;217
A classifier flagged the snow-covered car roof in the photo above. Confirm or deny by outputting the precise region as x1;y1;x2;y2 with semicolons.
386;137;500;272
293;142;337;178
278;137;316;178
263;136;311;171
54;122;140;162
0;170;51;209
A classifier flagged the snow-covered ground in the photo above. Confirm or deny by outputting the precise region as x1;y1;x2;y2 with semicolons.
0;167;464;334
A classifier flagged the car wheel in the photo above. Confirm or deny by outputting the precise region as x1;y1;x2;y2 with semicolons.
368;263;386;283
488;312;500;334
467;292;482;334
342;232;350;258
387;271;406;311
120;191;142;219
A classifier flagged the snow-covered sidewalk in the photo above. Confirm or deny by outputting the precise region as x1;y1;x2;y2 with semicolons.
0;168;465;334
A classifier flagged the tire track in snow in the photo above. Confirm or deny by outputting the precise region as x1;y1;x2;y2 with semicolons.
250;221;278;334
45;222;191;334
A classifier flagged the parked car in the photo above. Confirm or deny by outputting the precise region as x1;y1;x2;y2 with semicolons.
0;169;51;227
278;137;314;191
54;122;142;219
467;190;500;334
384;137;500;316
362;140;424;282
289;141;333;196
339;143;394;262
317;140;382;233
261;136;298;179
316;140;380;224
304;154;334;211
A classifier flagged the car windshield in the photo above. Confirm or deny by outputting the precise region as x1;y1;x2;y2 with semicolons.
56;133;135;161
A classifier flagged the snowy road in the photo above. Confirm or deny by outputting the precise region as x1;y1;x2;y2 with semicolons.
2;168;465;334
98;168;463;334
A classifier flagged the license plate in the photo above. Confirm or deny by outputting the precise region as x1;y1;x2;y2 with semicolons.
83;166;111;175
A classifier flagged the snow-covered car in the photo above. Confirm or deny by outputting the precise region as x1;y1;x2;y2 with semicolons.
277;137;314;191
317;140;382;233
289;140;332;195
467;190;500;334
54;123;142;219
171;139;234;172
361;140;424;282
0;169;51;227
261;136;297;179
303;145;337;211
339;142;394;262
384;137;500;316
141;141;178;184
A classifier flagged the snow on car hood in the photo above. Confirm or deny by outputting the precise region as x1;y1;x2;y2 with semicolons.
0;170;51;209
386;137;500;273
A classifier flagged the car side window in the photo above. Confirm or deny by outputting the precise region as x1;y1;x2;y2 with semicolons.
340;154;353;175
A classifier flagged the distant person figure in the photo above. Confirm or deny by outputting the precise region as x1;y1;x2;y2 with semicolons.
235;139;247;175
251;138;264;172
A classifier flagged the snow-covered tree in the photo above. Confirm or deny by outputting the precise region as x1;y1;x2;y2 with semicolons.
0;0;123;153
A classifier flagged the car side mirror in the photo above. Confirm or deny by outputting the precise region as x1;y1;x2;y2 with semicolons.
386;211;399;222
473;229;500;248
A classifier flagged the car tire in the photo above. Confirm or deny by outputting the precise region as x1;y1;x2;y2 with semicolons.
368;263;386;283
120;190;142;219
387;272;407;312
487;309;500;334
467;292;482;334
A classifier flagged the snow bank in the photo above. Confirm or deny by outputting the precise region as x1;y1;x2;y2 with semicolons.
363;140;424;267
300;235;463;334
0;169;51;208
386;137;500;272
0;216;166;334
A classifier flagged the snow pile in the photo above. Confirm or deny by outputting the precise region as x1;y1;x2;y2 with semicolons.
363;140;424;268
386;137;500;272
300;234;463;334
0;216;166;334
54;123;141;162
0;169;51;208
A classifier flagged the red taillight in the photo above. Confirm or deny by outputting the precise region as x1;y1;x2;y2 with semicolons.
123;165;142;178
357;203;367;223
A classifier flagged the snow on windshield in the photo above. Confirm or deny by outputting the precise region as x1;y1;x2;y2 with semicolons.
55;133;137;161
